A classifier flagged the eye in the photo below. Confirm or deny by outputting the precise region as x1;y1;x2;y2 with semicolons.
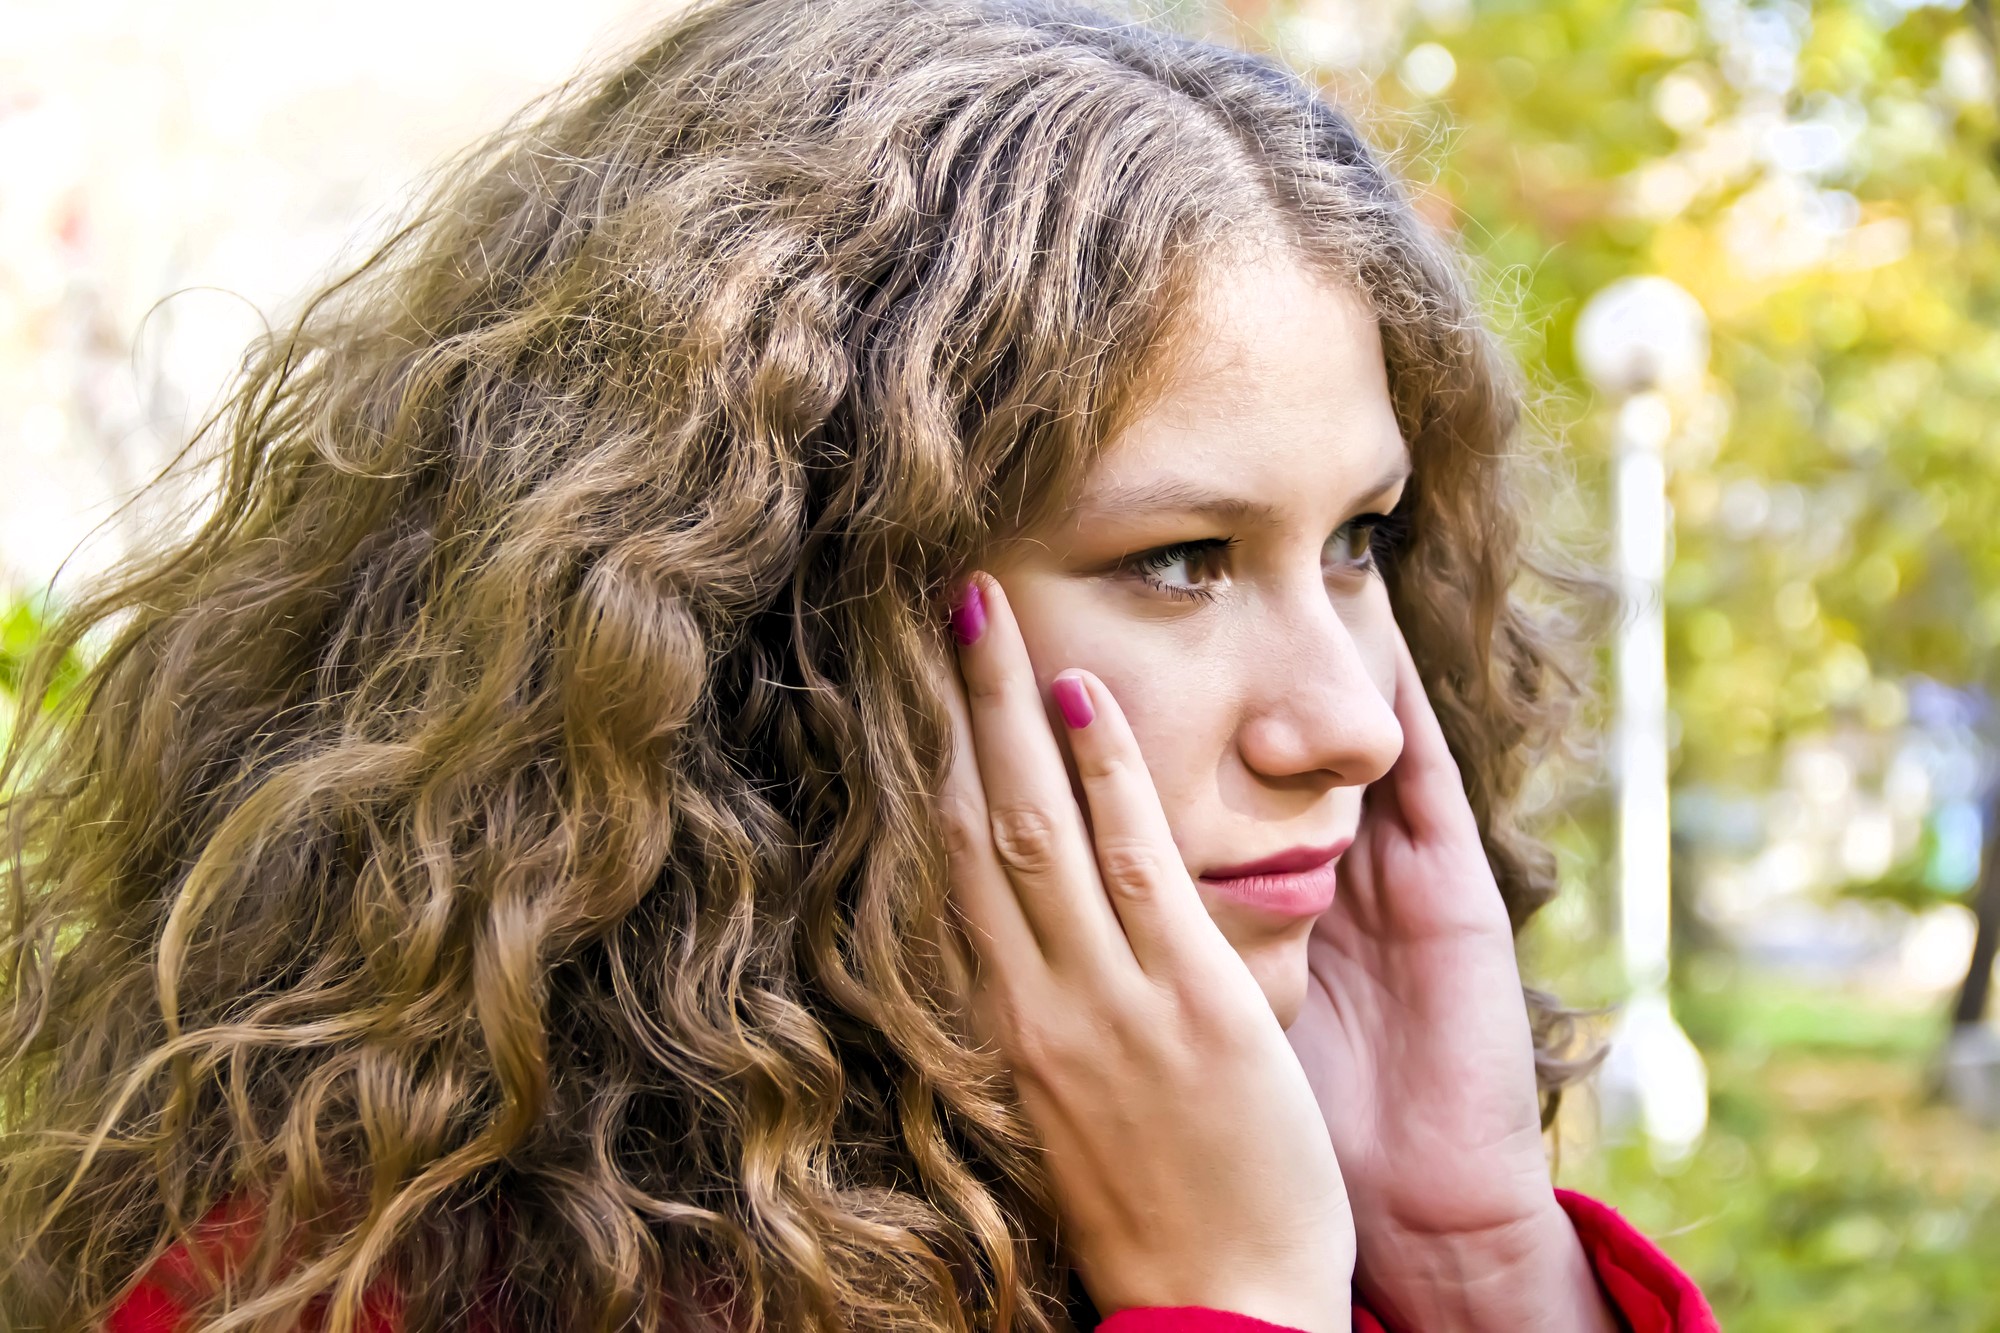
1126;537;1237;603
1325;516;1382;573
1327;510;1410;576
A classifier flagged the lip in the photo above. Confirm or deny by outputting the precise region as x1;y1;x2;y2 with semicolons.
1197;838;1352;919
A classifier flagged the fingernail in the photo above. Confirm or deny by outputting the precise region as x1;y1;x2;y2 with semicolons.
1052;674;1094;729
950;577;987;646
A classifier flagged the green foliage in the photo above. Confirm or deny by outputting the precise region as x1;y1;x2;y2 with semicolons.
1362;0;2000;789
0;592;81;750
1;598;48;697
1561;970;2000;1330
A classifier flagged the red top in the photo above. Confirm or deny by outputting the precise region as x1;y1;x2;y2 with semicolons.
1094;1191;1720;1333
108;1187;1717;1333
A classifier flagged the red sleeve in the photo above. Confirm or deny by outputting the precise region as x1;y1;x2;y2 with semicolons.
109;1192;1713;1333
105;1278;183;1333
1102;1189;1717;1333
104;1194;403;1333
108;1194;264;1333
1554;1188;1719;1333
1097;1310;1320;1333
107;1270;402;1333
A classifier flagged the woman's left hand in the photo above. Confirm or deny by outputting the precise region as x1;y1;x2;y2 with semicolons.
1283;630;1617;1333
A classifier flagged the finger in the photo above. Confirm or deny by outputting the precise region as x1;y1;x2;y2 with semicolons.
951;572;1132;972
1382;628;1478;839
1050;668;1229;979
934;649;1041;979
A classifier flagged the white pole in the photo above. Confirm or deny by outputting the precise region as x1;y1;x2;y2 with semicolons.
1575;279;1710;1162
1616;399;1674;995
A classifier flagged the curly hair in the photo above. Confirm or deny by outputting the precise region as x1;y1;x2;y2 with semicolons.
0;1;1601;1330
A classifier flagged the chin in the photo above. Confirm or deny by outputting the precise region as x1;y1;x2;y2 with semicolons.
1232;932;1312;1030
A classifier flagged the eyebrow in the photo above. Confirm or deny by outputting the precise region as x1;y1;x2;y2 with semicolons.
1077;458;1413;525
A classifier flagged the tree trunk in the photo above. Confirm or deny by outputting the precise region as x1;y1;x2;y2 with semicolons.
1950;795;2000;1029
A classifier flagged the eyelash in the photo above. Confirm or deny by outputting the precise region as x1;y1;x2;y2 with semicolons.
1370;506;1413;556
1126;512;1409;604
1128;538;1237;603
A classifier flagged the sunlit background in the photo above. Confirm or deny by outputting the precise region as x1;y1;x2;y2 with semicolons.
4;0;1998;1326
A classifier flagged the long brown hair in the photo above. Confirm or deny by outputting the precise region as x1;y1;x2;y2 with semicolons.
0;2;1598;1329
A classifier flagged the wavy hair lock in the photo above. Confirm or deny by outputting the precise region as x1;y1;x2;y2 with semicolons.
0;2;1600;1330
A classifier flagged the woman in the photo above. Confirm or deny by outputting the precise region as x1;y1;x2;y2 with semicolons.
0;0;1717;1329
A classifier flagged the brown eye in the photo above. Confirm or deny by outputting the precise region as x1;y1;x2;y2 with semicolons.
1325;518;1381;573
1129;537;1237;602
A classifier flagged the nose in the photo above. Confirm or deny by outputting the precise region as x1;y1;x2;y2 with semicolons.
1233;592;1403;790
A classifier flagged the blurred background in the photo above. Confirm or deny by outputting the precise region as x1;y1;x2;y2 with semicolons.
3;0;1997;1325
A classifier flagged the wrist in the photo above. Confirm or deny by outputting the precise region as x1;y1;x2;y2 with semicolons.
1090;1233;1356;1333
1356;1197;1620;1333
1172;1262;1354;1333
1103;1285;1349;1333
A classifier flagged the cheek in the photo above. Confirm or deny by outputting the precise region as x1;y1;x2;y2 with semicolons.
991;572;1225;854
1093;664;1224;850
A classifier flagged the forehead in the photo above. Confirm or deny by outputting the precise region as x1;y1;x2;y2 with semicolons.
1076;256;1409;519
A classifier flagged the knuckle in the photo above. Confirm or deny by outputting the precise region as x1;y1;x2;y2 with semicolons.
1171;980;1260;1053
987;803;1062;876
1072;745;1129;783
963;663;1011;705
977;982;1031;1045
998;1004;1078;1084
935;795;984;861
1174;993;1240;1048
1099;978;1169;1049
1001;977;1177;1088
1094;837;1163;903
1005;1014;1062;1080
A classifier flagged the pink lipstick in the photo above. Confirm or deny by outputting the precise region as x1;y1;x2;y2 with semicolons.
1197;839;1351;918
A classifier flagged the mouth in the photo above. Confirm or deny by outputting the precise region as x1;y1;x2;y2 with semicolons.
1196;838;1352;919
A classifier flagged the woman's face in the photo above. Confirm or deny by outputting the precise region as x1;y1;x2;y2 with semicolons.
984;254;1409;1029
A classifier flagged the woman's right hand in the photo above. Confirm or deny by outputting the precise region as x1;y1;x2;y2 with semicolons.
934;572;1354;1333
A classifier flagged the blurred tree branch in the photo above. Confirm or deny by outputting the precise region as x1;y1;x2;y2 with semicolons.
1951;808;2000;1028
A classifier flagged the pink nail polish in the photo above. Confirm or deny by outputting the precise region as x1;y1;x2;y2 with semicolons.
950;579;987;646
1053;675;1094;729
